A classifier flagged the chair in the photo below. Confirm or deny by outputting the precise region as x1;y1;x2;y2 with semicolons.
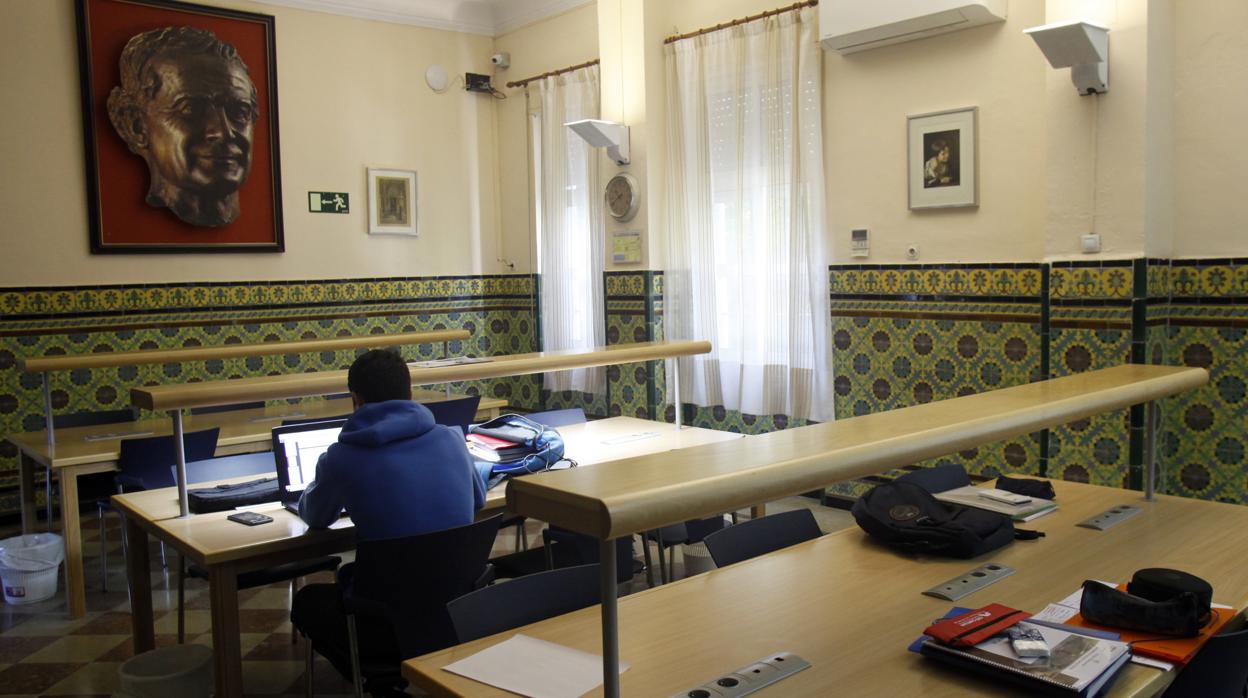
525;407;588;428
643;516;726;585
448;564;601;643
424;395;481;435
1163;626;1248;698
703;509;823;568
894;463;971;493
100;428;220;590
189;400;266;415
489;526;637;587
292;515;503;697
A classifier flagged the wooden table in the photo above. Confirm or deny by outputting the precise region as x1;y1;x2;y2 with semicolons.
114;416;739;697
6;392;504;618
404;480;1248;697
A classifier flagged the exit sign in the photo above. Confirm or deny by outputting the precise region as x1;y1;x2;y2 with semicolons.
308;192;349;213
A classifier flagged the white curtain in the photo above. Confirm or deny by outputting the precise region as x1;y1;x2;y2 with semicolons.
664;7;833;422
532;66;605;394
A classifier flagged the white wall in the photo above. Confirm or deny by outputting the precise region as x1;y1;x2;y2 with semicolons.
0;0;501;286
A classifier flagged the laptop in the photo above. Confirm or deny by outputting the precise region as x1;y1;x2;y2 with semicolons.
270;419;347;515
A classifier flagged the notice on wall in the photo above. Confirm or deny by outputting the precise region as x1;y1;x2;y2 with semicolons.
612;230;642;264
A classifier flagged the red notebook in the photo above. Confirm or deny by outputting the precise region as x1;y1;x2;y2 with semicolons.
466;433;519;450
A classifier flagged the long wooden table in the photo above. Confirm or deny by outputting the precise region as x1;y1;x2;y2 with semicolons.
495;364;1207;696
113;417;741;697
6;392;504;618
404;480;1248;697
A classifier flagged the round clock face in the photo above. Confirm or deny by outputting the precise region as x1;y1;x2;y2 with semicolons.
605;173;639;222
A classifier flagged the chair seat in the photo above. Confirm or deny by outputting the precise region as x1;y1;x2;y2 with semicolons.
187;556;341;589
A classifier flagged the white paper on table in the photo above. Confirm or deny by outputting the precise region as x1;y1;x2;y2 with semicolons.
1032;603;1079;623
601;432;659;445
442;634;629;698
1054;580;1117;611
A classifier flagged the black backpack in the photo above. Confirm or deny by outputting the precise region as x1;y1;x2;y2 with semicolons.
851;481;1039;558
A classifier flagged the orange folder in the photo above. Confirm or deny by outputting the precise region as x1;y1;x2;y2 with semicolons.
1067;586;1237;666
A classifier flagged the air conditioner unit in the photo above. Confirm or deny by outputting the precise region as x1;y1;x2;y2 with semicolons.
821;0;1008;54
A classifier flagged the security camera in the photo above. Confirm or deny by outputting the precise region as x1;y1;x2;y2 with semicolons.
490;52;510;69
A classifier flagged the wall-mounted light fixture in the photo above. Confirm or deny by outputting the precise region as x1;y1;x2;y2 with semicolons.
565;119;630;165
1025;20;1109;95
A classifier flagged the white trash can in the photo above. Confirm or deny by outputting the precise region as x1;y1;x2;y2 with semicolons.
682;541;716;577
0;533;64;604
118;644;214;698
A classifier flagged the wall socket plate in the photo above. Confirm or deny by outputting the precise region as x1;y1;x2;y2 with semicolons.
1081;233;1101;253
906;244;919;260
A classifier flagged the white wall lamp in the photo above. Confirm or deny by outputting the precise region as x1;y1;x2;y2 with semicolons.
1025;20;1109;95
566;119;630;165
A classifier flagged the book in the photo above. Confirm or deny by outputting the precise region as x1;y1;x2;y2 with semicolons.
918;620;1131;697
934;485;1059;522
1066;583;1238;666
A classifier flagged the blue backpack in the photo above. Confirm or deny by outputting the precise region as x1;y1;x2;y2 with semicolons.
468;414;566;485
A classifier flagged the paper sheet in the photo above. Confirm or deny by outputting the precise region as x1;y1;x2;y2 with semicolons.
1032;603;1079;623
442;634;629;698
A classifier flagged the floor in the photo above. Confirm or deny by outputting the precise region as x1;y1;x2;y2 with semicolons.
0;497;854;697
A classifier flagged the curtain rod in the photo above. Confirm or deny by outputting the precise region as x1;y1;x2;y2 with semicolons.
506;59;600;89
663;0;818;45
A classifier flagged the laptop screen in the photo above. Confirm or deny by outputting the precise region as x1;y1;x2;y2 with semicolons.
270;419;347;501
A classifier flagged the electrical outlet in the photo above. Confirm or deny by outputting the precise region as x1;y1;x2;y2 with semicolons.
906;244;919;261
1081;233;1101;254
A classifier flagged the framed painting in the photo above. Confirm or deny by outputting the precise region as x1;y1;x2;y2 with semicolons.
76;0;284;253
907;106;978;210
367;168;418;236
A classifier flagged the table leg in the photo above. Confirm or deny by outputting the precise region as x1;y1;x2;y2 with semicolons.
125;516;155;653
750;504;766;520
209;564;244;696
18;452;37;534
58;467;86;618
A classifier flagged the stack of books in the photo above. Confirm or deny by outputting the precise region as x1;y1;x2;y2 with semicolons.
934;485;1059;522
466;433;528;463
913;609;1131;697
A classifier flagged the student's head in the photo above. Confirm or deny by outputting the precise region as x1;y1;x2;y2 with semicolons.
346;349;412;408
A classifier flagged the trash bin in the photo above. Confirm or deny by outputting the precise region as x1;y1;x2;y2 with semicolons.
118;644;214;698
0;533;64;605
682;541;716;577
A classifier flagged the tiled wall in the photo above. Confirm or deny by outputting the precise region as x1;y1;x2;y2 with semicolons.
0;275;542;520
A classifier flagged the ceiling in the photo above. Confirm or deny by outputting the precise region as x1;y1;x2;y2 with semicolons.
252;0;594;37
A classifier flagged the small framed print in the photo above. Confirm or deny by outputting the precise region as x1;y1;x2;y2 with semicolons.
367;167;417;235
908;106;978;210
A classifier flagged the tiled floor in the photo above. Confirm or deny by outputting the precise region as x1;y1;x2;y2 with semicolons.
0;496;853;696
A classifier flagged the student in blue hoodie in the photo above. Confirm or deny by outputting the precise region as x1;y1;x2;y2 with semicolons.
297;348;485;539
291;349;486;695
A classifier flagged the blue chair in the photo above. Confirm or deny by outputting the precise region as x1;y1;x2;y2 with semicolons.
176;452;276;484
48;408;138;524
189;400;266;415
703;509;823;568
894;463;971;493
1164;626;1248;698
525;408;588;428
425;395;481;436
448;564;601;643
291;515;502;697
99;428;220;591
644;516;727;585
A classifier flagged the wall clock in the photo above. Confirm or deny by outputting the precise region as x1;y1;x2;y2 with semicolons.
605;173;640;222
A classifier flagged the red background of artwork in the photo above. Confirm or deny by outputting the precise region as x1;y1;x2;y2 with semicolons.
84;0;279;247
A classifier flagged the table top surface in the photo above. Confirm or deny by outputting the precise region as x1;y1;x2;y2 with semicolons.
130;341;711;410
19;329;470;373
405;480;1248;697
8;392;506;469
110;417;741;560
506;365;1208;540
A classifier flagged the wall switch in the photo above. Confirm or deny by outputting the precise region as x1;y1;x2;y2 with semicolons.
1081;233;1101;253
851;229;869;258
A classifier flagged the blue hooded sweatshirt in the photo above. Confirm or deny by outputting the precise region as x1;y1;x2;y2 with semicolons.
297;399;486;541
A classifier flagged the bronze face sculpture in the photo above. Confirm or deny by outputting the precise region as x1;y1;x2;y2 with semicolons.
107;27;258;227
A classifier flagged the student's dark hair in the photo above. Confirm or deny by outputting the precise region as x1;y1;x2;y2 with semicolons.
347;349;412;404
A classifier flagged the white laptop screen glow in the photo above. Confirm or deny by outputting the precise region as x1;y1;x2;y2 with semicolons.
276;426;341;492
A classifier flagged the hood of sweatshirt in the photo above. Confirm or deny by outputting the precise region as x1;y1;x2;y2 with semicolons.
337;400;437;448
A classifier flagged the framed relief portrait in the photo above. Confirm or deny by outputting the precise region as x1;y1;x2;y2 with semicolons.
907;107;978;210
367;168;417;236
76;0;284;253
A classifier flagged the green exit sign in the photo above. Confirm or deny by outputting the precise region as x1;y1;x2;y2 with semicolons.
308;192;349;213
